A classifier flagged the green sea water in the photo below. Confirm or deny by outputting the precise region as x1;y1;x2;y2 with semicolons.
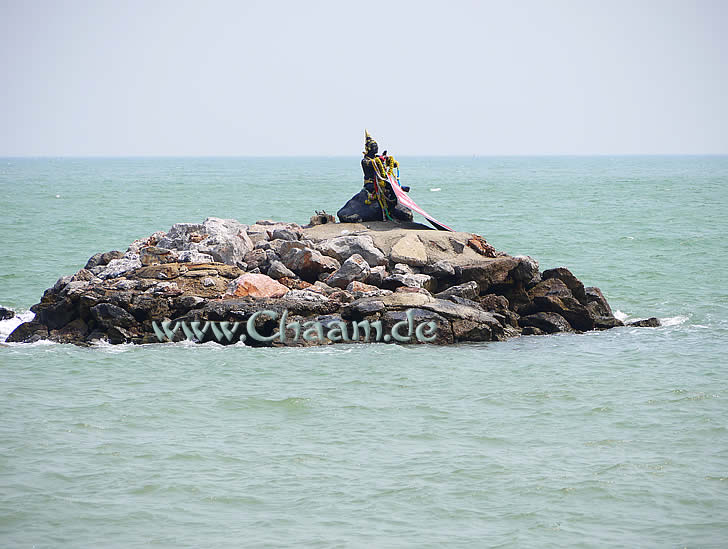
1;156;727;547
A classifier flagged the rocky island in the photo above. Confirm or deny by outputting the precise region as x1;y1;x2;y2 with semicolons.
7;215;649;346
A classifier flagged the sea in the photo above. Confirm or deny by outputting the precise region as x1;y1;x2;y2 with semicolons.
1;156;726;547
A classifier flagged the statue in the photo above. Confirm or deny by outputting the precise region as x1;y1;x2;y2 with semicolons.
337;130;414;224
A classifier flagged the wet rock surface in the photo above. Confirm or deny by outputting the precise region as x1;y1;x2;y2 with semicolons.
9;218;633;346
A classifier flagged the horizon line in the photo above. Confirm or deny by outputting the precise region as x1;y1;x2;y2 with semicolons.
2;153;727;159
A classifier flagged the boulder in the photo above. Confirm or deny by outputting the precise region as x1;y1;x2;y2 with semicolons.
0;306;15;320
315;235;387;266
390;233;428;267
325;254;371;289
527;278;572;300
542;267;587;304
365;265;388;286
97;255;142;279
267;260;296;280
458;257;518;293
84;250;124;270
177;250;214;264
585;286;614;317
346;281;381;293
337;189;413;223
422;260;455;278
435;281;479;301
512;255;540;286
140;246;178;266
627;317;661;328
381;273;436;293
6;320;49;343
225;273;289;299
156;217;254;266
90;303;137;329
282;247;340;282
519;312;573;334
532;295;594;331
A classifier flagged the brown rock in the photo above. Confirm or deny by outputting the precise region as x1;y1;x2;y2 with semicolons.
542;267;587;304
225;273;289;299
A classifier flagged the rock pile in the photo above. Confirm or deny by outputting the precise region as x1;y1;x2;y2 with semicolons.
8;217;638;346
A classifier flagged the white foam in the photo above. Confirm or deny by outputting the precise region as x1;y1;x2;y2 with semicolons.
660;315;689;327
613;310;629;322
0;310;35;343
430;188;441;192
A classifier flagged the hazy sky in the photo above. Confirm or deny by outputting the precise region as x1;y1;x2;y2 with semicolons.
1;0;726;155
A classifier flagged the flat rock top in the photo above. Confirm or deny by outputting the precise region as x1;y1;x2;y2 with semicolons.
303;222;497;265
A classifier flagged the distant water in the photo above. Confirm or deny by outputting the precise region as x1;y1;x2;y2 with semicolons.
1;156;727;547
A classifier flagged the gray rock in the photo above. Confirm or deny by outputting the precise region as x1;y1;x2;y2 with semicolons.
97;256;142;279
519;312;573;334
542;267;587;304
316;235;387;266
84;250;124;270
0;306;14;320
156;217;254;266
271;227;300;241
177;250;214;264
267;260;296;280
90;303;137;329
435;281;479;301
282;247;340;283
512;255;540;285
423;260;455;278
325;254;371;289
627;317;661;328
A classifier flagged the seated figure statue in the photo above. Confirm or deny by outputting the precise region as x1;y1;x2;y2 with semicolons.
337;130;414;223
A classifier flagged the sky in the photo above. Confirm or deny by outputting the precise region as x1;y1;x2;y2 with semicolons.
1;0;726;156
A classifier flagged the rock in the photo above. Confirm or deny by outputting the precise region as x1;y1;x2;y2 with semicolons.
225;273;289;299
532;295;594;331
381;273;436;293
90;303;137;329
325;254;371;289
390;233;428;267
282;247;340;283
244;249;268;271
519;312;573;334
84;250;124;270
49;318;88;344
315;235;387;266
627;317;661;328
594;316;624;329
585;286;614;317
270;227;300;241
278;277;313;290
6;320;49;343
97;256;142;279
423;260;455;278
467;235;497;258
542;267;587;304
522;326;544;336
309;211;336;226
381;308;453;344
35;298;75;330
202;277;215;287
346;281;381;293
337;189;413;223
458;257;518;293
140;246;178;266
156;217;254;266
435;281;479;301
0;306;15;320
478;294;510;312
392;263;413;275
267;260;296;280
177;250;214;264
527;278;572;300
512;255;540;285
365;265;387;286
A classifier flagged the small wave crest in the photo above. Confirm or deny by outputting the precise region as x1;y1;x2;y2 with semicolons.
0;309;35;343
660;315;689;327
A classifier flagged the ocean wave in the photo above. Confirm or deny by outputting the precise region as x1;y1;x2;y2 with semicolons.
660;315;689;327
0;309;35;343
